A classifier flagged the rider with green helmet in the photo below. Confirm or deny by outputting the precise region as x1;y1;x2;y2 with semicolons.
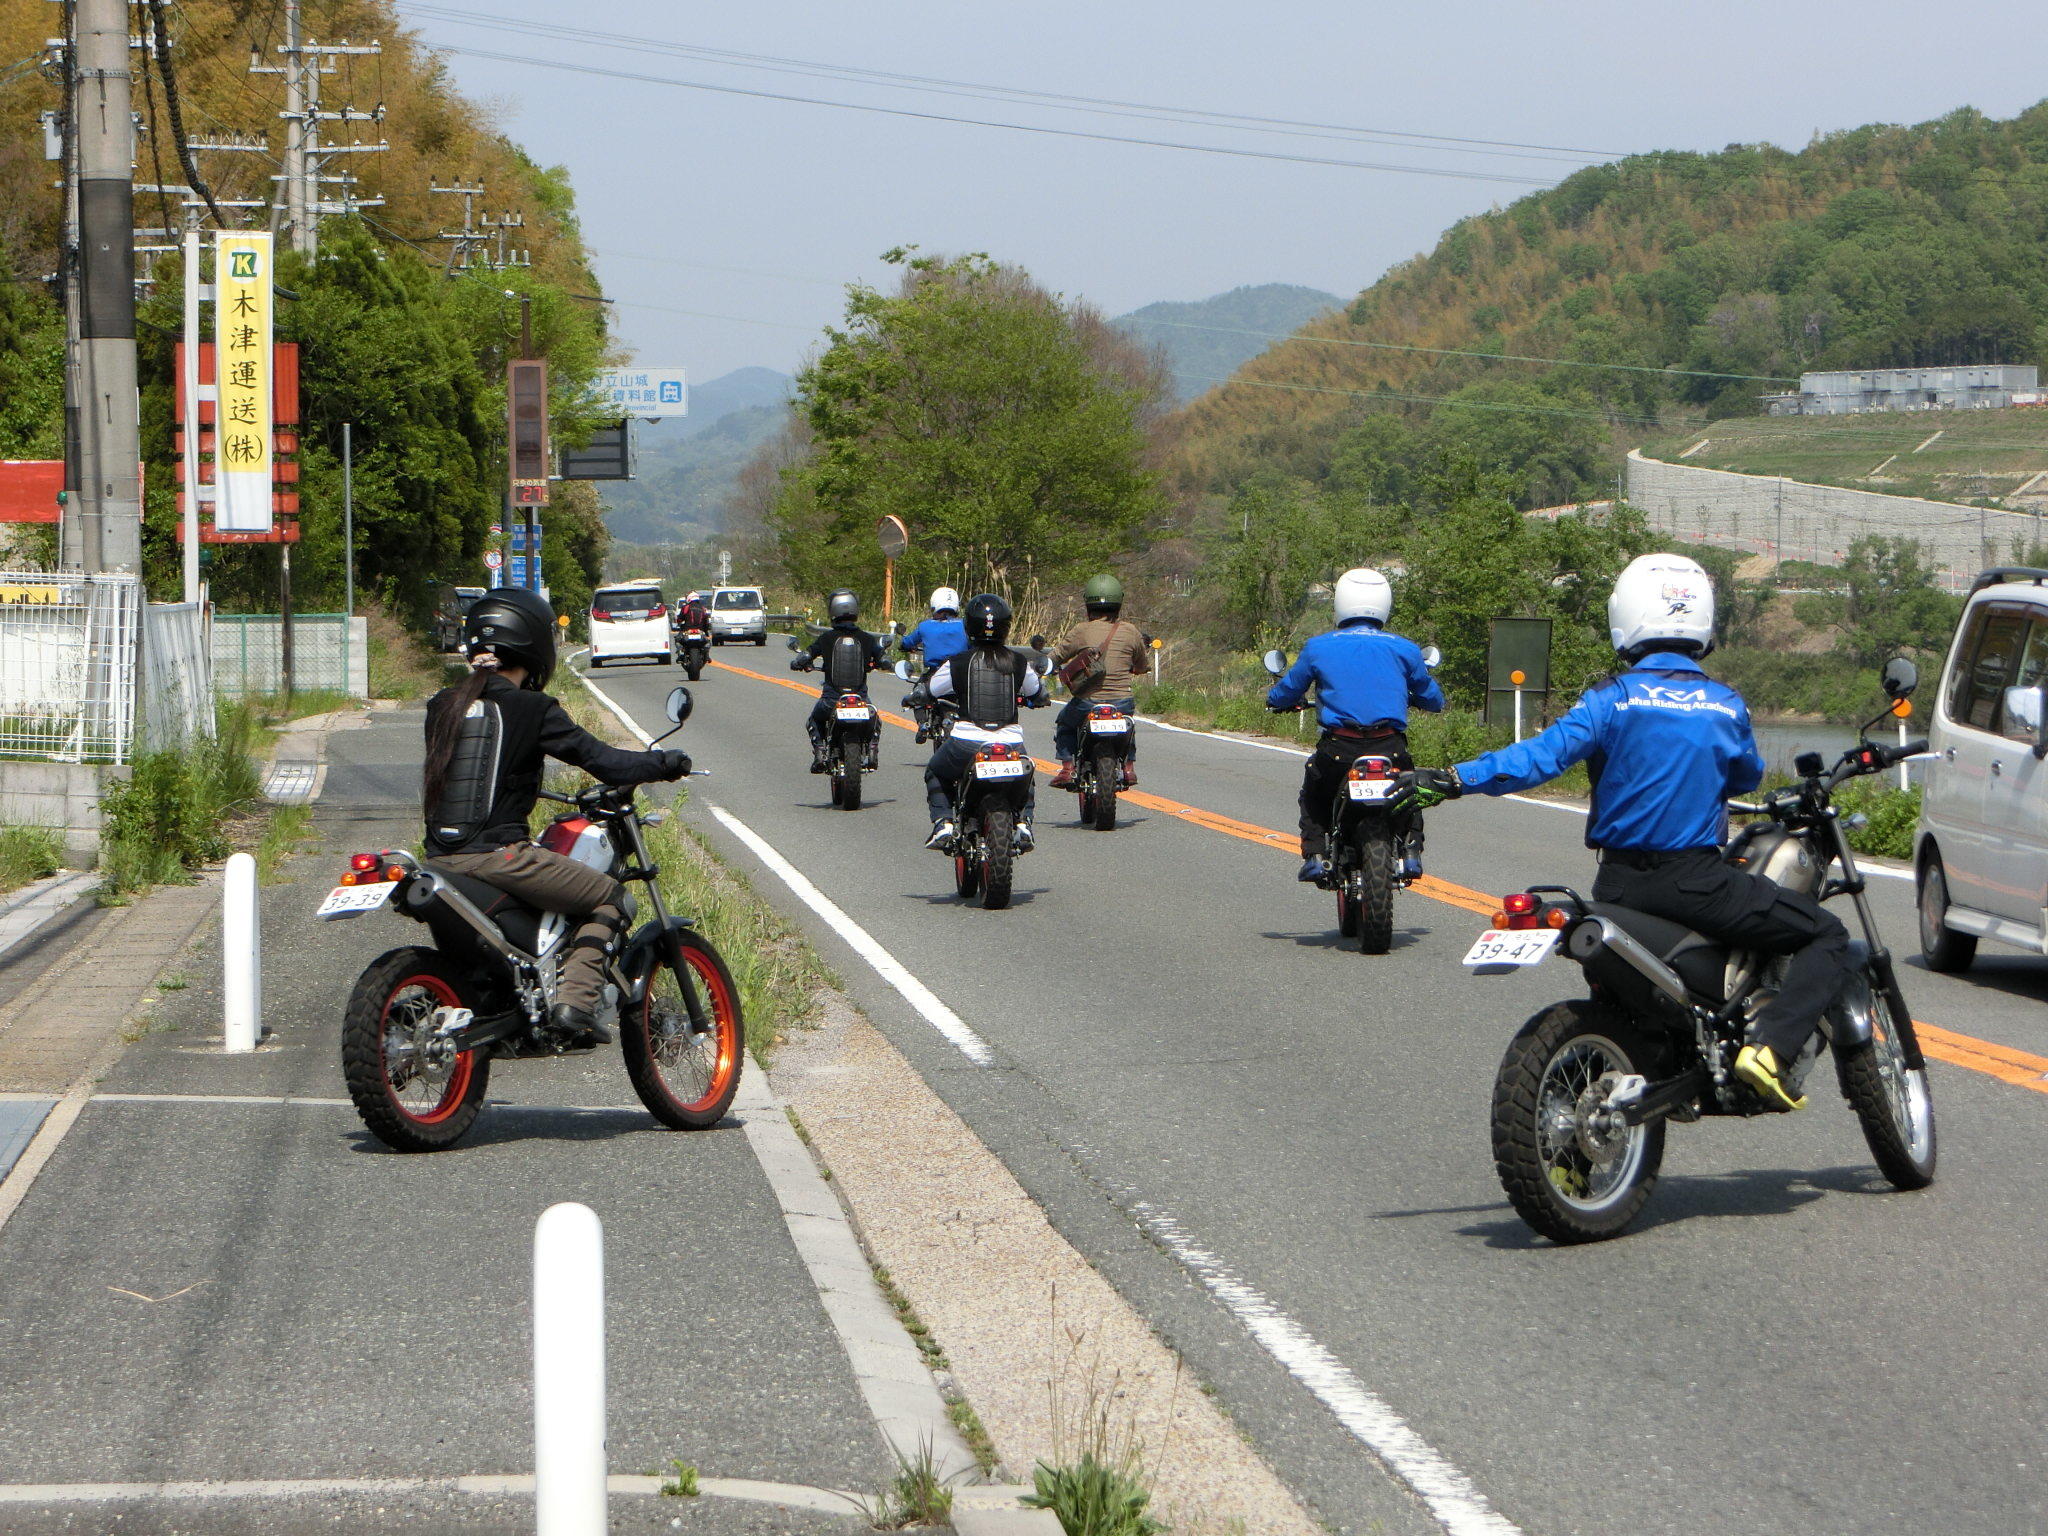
1049;574;1152;790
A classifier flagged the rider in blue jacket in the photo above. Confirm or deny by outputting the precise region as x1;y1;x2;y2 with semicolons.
1404;553;1844;1111
900;587;968;671
1266;568;1444;885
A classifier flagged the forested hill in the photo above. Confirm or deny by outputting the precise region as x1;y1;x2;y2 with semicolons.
1168;103;2048;502
1114;284;1339;403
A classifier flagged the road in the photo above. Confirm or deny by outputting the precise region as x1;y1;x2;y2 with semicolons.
588;646;2048;1536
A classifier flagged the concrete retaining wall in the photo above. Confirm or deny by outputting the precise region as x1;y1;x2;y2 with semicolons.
0;760;124;868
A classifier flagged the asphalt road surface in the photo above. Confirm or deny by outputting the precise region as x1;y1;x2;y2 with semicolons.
588;647;2048;1536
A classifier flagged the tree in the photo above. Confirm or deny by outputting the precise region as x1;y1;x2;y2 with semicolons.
1794;535;1962;667
773;251;1164;608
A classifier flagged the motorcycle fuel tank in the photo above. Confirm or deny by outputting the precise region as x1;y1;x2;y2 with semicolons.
538;815;615;874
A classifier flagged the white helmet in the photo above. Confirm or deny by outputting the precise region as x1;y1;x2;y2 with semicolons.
685;590;701;602
1333;568;1393;626
1609;553;1716;659
929;586;961;614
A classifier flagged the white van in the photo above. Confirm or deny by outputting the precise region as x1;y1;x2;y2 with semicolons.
709;586;767;645
588;581;671;668
1915;566;2048;970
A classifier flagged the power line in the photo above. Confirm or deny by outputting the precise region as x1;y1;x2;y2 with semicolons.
404;3;1621;166
1178;370;1667;428
429;44;1561;187
145;0;225;226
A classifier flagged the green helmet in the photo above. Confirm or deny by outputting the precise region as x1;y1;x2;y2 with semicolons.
1083;574;1124;609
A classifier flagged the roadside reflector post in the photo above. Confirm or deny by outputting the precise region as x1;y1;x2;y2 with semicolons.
222;852;261;1053
534;1202;606;1535
1510;669;1527;742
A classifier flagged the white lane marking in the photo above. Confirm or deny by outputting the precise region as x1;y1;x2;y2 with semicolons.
706;805;995;1067
567;658;655;746
1138;714;1310;757
0;1473;861;1515
1131;1201;1524;1536
86;1094;659;1113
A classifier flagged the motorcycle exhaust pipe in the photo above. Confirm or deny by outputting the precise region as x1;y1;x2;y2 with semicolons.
403;871;527;965
1565;916;1692;1010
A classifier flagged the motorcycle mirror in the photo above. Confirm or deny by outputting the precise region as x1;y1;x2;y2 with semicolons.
1421;644;1442;670
1033;654;1053;677
892;620;906;636
785;634;800;652
1261;649;1289;676
894;659;916;682
664;686;692;725
1029;634;1047;651
1881;657;1918;700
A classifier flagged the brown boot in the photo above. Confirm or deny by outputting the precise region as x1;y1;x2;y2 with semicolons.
1120;761;1137;789
1050;758;1075;790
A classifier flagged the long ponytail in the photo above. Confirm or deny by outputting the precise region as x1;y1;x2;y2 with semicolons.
422;655;500;819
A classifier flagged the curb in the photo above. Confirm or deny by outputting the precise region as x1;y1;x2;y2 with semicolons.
0;870;100;968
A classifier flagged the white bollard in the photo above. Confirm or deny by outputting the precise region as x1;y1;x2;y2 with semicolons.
534;1202;606;1536
1898;714;1911;793
221;852;261;1053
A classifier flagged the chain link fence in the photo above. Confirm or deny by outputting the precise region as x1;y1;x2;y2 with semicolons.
211;613;369;700
1626;451;2048;589
0;571;141;763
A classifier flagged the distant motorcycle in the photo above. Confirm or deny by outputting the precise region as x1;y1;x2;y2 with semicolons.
792;633;880;809
1069;703;1134;831
1468;659;1937;1243
674;623;709;681
321;687;741;1152
1264;644;1439;954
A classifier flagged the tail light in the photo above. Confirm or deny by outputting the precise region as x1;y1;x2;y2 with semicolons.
590;608;611;623
341;851;386;887
1492;891;1543;931
1088;704;1122;720
980;742;1020;761
648;602;667;619
1349;757;1392;781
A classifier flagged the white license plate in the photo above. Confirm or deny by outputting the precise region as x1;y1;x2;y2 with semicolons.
1087;717;1131;734
317;882;395;919
975;759;1028;779
1461;928;1560;968
835;707;872;721
1347;778;1395;801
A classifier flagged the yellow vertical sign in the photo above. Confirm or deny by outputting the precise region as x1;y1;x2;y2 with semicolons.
213;231;274;532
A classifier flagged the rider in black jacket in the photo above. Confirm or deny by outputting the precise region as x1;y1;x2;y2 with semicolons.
793;588;888;773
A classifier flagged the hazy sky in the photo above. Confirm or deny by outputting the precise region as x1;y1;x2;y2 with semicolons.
399;1;2047;384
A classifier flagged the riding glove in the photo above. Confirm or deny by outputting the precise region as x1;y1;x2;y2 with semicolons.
1399;767;1464;811
656;750;692;780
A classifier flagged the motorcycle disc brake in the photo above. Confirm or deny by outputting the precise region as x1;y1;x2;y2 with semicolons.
1572;1072;1637;1164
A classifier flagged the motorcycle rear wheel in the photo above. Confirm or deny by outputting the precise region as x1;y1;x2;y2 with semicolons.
1835;983;1937;1190
833;757;862;810
954;832;983;898
1355;822;1396;955
981;807;1015;910
622;931;745;1131
341;947;491;1153
685;657;703;681
1090;751;1119;831
1492;1001;1666;1243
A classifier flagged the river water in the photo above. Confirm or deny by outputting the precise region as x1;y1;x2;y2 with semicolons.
1752;719;1924;785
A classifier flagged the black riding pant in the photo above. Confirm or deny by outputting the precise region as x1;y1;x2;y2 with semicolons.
926;737;1035;824
1299;727;1412;857
1592;847;1850;1061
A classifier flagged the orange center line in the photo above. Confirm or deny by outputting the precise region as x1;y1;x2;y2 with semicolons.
703;654;2048;1094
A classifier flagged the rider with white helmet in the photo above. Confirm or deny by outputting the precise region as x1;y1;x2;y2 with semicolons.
898;587;969;743
1266;567;1445;884
1411;552;1845;1110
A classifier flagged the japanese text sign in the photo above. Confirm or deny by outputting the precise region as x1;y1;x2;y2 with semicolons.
213;232;274;532
592;368;687;418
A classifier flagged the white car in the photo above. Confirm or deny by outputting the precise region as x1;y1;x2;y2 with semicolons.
1915;565;2048;970
709;586;767;645
587;581;671;668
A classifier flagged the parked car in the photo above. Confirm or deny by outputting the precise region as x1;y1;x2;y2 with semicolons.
1915;565;2048;971
587;581;671;668
709;585;767;645
432;586;487;652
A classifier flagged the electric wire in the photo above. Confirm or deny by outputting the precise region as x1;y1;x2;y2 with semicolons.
146;0;225;226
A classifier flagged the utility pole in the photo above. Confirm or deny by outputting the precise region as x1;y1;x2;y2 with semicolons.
69;0;142;573
251;3;383;257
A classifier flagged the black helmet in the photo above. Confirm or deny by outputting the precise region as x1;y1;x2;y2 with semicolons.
463;586;557;689
963;592;1012;645
827;588;860;625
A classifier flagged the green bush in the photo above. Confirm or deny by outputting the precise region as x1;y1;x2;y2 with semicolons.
99;702;263;893
0;825;62;893
1834;780;1920;861
1022;1454;1164;1536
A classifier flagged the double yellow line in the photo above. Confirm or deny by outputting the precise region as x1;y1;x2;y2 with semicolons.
710;655;2048;1096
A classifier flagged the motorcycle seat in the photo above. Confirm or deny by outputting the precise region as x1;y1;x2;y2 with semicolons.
1588;902;1727;998
424;867;548;955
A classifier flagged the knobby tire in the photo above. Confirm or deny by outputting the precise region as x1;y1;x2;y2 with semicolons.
981;807;1015;910
340;947;491;1153
1091;751;1119;832
1835;983;1937;1190
622;929;744;1131
1356;821;1396;955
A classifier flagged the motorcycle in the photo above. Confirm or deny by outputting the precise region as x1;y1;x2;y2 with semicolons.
792;635;880;809
1263;644;1440;955
1070;703;1134;831
947;740;1034;911
675;623;710;681
320;686;743;1152
1470;659;1937;1243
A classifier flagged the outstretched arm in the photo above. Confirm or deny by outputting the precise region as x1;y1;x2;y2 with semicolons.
539;699;679;785
1452;688;1609;795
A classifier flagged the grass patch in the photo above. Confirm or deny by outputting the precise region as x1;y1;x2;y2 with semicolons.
0;824;62;894
100;702;264;895
257;802;316;882
367;604;456;701
1023;1455;1166;1536
849;1440;956;1529
658;1460;700;1498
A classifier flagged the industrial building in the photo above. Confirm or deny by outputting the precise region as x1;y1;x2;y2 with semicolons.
1761;364;2039;415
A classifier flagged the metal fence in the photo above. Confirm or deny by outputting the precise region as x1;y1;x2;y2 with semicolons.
0;571;141;763
140;601;213;748
1625;450;2048;589
211;613;369;700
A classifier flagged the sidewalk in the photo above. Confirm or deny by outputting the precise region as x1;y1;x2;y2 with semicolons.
0;710;992;1534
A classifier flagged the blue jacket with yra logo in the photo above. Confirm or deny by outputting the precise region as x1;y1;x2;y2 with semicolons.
900;617;968;669
1266;620;1445;731
1453;652;1766;851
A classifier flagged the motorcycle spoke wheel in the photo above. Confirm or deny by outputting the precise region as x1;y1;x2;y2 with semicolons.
954;840;982;898
1836;985;1937;1189
1356;824;1396;955
1091;752;1118;831
981;808;1014;910
340;948;490;1153
1335;880;1359;938
623;932;744;1131
1492;1003;1664;1243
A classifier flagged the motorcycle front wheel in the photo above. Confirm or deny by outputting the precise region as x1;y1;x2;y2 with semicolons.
341;947;491;1152
1836;981;1937;1190
1492;1001;1666;1243
954;827;983;898
622;930;744;1131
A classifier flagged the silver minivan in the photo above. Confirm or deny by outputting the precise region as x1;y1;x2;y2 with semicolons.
1915;566;2048;970
709;586;767;645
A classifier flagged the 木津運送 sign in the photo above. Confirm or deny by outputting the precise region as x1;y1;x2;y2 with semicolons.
593;369;687;418
213;232;274;532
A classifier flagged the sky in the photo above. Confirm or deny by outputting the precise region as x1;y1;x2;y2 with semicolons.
396;0;2048;385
